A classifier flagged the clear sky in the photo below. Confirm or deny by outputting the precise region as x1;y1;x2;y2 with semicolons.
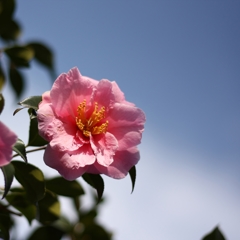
1;1;240;239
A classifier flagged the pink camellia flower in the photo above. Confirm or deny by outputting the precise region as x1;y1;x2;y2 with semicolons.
0;121;17;167
38;67;145;180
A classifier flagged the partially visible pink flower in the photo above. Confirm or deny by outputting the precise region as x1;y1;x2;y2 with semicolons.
38;67;146;180
0;121;17;167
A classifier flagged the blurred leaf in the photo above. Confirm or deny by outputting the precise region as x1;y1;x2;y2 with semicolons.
27;42;54;70
80;224;112;240
129;165;136;193
202;226;226;240
82;173;104;202
9;66;24;99
0;0;15;19
0;65;5;91
1;163;15;199
6;192;37;224
0;19;21;41
0;93;4;114
46;177;84;198
0;203;14;240
5;46;34;67
27;226;65;240
37;190;60;224
12;138;27;162
11;161;45;203
28;108;48;146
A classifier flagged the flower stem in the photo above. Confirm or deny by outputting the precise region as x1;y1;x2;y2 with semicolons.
12;146;47;159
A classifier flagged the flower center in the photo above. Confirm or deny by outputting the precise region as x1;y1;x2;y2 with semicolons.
76;100;108;137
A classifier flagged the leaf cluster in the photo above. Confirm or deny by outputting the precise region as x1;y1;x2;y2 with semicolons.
0;0;55;99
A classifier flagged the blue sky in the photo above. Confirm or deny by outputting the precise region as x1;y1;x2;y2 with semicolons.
1;1;240;239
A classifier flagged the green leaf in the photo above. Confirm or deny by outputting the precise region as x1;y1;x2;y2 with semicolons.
37;190;60;224
0;0;15;20
0;19;21;41
27;226;65;240
79;224;112;240
129;165;136;193
12;139;27;163
0;93;4;115
202;226;226;240
6;192;37;224
9;66;24;99
0;65;5;91
11;161;45;203
0;203;14;240
28;109;48;146
5;46;34;67
46;177;84;198
82;173;104;202
1;163;15;199
18;95;42;110
27;42;54;70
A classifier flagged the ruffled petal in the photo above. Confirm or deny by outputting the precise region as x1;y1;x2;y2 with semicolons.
90;132;118;167
88;147;140;179
107;103;146;129
44;144;95;180
50;67;97;121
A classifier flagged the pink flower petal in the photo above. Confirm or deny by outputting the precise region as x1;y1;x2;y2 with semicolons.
0;121;17;167
90;132;118;167
88;147;140;179
50;67;97;120
44;144;95;180
107;103;146;129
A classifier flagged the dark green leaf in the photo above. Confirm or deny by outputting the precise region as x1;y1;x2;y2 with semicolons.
0;93;4;115
28;109;48;146
202;226;226;240
18;95;42;110
82;173;104;202
1;163;15;199
12;139;27;162
0;203;14;240
46;177;84;198
0;19;21;41
5;46;34;67
0;0;15;20
9;66;24;99
80;224;112;240
129;165;136;193
37;190;60;224
11;161;45;203
27;42;54;70
6;192;37;224
27;226;65;240
0;65;5;91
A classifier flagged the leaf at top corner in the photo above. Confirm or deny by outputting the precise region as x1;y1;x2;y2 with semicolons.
202;226;226;240
0;19;21;42
82;173;104;202
1;163;15;199
11;161;45;203
0;93;4;115
12;139;27;163
28;109;48;147
45;177;84;198
129;165;136;193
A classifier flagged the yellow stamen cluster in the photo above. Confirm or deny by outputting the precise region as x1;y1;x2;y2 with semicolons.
76;100;108;137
